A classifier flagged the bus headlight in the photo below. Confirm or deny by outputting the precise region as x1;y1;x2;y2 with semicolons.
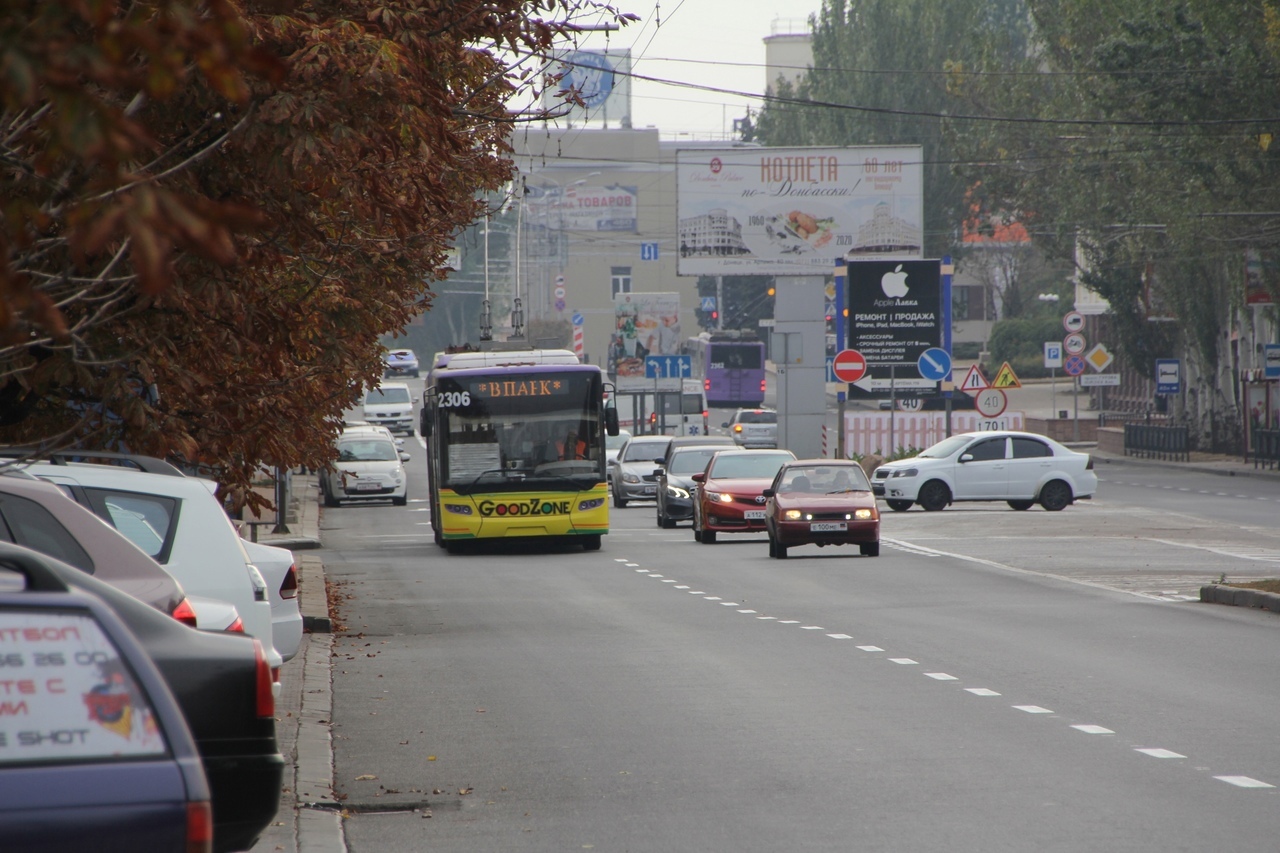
444;503;473;515
578;498;605;511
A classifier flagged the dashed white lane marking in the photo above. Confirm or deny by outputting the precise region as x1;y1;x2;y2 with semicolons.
1014;705;1054;714
827;633;853;640
704;596;721;600
965;688;1001;697
801;625;824;630
613;558;629;563
720;602;740;606
757;616;777;620
688;591;706;595
1136;748;1185;759
738;609;757;613
1215;776;1275;788
889;658;918;665
648;573;663;577
925;672;958;681
662;579;678;583
1072;725;1115;735
779;620;800;624
675;585;690;589
857;645;884;652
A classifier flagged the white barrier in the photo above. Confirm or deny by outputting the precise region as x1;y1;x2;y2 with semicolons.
843;411;1025;458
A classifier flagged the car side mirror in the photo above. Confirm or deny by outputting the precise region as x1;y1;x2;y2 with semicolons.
654;458;666;466
958;453;973;463
653;468;664;478
691;473;705;483
399;452;411;463
762;488;775;498
721;422;729;428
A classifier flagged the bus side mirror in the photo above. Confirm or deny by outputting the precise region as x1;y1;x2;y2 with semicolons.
605;407;619;436
420;409;432;437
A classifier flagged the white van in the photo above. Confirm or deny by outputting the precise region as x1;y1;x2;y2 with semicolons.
362;382;414;435
657;379;710;438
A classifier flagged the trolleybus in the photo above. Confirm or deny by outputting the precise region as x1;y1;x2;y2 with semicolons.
685;331;767;408
420;349;619;553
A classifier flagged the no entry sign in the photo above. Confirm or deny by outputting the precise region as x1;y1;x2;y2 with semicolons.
832;349;868;383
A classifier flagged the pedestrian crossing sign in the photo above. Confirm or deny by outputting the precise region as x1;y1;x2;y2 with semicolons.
959;364;989;393
991;361;1022;389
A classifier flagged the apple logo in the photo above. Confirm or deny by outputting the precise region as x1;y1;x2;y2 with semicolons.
881;264;909;298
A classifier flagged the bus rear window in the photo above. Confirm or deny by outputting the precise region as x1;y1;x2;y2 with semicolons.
710;345;762;370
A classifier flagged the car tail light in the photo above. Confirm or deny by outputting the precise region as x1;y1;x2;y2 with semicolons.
252;638;275;719
227;617;245;633
280;564;299;600
172;597;198;628
187;801;213;853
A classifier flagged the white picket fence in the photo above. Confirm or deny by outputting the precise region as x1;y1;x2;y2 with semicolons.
842;411;1025;458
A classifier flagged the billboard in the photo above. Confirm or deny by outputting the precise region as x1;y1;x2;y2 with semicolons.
542;49;632;126
526;184;638;233
845;259;942;397
676;146;923;275
608;292;681;391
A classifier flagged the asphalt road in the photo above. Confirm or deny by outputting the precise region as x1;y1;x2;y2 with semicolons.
315;430;1280;852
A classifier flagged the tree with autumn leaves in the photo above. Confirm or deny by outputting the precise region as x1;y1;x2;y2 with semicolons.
0;0;633;509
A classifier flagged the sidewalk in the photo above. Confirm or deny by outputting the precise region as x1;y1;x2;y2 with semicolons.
247;475;345;853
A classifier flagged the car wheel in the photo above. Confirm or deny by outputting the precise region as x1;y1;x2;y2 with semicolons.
661;511;676;530
701;529;717;544
886;499;913;512
323;484;340;508
614;489;628;508
656;507;665;528
860;541;880;557
917;480;951;512
392;494;408;507
767;536;776;558
581;535;602;551
774;540;787;558
1039;480;1073;512
1007;500;1035;511
693;527;703;542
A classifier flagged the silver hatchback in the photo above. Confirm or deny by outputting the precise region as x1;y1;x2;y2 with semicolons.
724;408;778;448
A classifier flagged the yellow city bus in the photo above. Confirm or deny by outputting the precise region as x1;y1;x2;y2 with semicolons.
420;349;618;553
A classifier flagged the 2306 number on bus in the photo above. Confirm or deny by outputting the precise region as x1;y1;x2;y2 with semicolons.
438;391;472;408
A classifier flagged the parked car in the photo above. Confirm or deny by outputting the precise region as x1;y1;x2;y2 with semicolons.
319;424;410;507
241;539;302;662
0;546;213;853
690;449;797;543
655;444;729;529
383;348;420;378
361;382;415;435
869;430;1098;512
20;461;284;671
723;408;779;448
607;435;672;507
0;542;283;853
0;471;190;621
763;460;881;558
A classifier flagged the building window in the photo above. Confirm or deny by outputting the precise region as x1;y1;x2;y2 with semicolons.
611;266;632;299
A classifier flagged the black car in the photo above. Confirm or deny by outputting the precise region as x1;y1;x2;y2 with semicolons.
0;543;284;853
656;444;729;529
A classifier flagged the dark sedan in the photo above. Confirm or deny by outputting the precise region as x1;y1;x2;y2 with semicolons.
656;445;728;528
0;547;213;853
690;449;796;543
0;543;284;853
763;460;880;558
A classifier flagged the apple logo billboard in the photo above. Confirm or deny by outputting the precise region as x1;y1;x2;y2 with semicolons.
845;260;943;394
881;264;910;299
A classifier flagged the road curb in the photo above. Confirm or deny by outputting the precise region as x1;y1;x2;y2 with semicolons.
1200;584;1280;613
298;555;331;633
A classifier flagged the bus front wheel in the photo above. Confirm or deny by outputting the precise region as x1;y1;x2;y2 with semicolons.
581;535;602;551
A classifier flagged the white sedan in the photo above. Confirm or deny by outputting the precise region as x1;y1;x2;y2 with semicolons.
870;431;1097;512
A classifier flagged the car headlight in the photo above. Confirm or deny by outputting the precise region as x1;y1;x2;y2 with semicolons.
783;509;803;520
891;467;918;478
622;472;641;484
704;491;725;502
854;508;875;520
578;498;605;511
667;485;689;500
444;503;473;515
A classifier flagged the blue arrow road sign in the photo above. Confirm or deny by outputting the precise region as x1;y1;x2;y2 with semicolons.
917;347;951;381
640;242;660;261
645;355;692;379
825;355;836;383
571;311;584;326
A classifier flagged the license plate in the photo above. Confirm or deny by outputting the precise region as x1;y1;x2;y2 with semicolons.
811;522;847;532
355;481;381;492
639;486;656;495
743;510;766;520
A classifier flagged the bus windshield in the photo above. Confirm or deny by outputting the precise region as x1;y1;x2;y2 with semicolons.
435;371;603;493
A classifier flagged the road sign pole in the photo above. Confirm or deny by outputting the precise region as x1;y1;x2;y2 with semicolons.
837;395;846;459
1051;367;1056;418
1073;376;1079;442
888;365;895;455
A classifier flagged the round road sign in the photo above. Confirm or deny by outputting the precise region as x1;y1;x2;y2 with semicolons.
1063;311;1085;334
832;349;867;383
1064;354;1087;376
974;388;1007;417
1063;332;1086;355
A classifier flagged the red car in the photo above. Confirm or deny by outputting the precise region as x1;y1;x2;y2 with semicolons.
763;460;880;558
690;449;796;543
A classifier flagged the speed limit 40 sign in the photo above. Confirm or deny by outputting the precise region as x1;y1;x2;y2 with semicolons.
974;388;1007;417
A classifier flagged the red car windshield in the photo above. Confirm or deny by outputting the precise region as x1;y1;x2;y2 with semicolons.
707;453;792;479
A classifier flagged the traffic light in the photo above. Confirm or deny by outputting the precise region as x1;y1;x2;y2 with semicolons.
696;307;718;330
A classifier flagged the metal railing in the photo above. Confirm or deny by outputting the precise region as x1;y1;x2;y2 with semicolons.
1124;423;1190;462
1251;429;1280;470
